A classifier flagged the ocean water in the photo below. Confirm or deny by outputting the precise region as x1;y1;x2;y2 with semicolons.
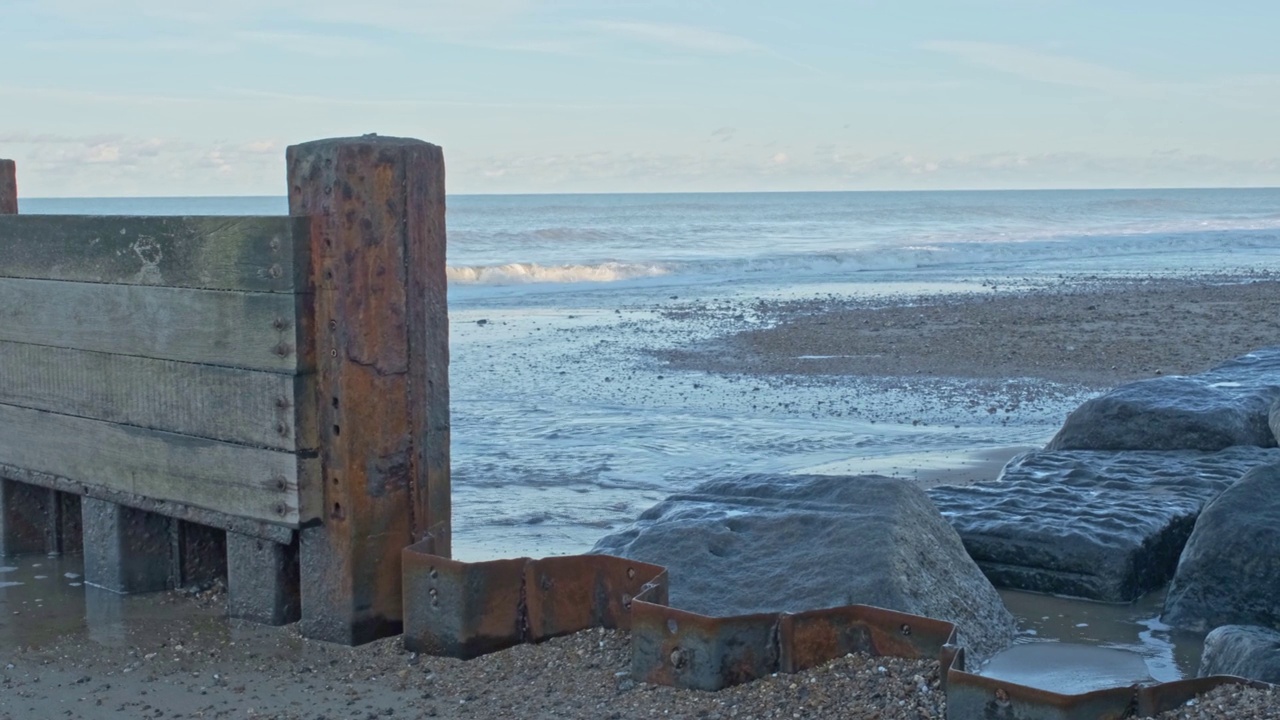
22;189;1280;561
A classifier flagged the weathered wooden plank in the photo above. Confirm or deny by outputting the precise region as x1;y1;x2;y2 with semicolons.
0;277;303;372
0;340;310;451
0;403;307;527
0;464;294;544
289;135;450;645
0;160;15;214
0;215;306;292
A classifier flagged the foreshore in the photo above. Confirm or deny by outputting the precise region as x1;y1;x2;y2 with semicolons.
661;275;1280;389
5;274;1280;719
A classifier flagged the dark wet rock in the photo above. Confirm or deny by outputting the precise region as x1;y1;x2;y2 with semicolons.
1199;625;1280;684
928;447;1280;602
1163;463;1280;631
591;474;1016;663
1047;347;1280;452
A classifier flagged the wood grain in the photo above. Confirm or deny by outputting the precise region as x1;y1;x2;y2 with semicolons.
0;277;302;372
288;135;449;645
0;215;306;291
0;340;310;451
0;403;306;526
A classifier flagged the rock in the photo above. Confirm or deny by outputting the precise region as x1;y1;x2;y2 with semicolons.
1047;347;1280;452
928;447;1280;602
1199;625;1280;683
591;474;1016;663
1163;463;1280;631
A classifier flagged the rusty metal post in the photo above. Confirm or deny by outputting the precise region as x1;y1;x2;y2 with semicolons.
288;135;450;645
0;159;16;214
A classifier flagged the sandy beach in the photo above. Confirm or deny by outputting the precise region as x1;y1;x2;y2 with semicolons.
4;275;1280;719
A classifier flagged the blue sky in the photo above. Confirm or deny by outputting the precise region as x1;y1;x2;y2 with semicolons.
3;0;1279;196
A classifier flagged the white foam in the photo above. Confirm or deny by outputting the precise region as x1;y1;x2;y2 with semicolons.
448;261;671;285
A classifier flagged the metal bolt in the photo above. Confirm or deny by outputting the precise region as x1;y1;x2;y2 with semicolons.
627;567;636;580
274;342;293;358
272;317;288;331
540;576;553;592
666;618;678;635
268;264;283;279
274;475;288;491
622;594;632;610
429;567;439;580
274;503;287;517
276;421;289;436
900;623;911;636
669;648;687;669
328;319;337;330
330;349;337;357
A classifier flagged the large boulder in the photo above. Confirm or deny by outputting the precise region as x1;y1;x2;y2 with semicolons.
1047;347;1280;452
1163;463;1280;631
1199;625;1280;684
929;447;1280;602
591;474;1016;663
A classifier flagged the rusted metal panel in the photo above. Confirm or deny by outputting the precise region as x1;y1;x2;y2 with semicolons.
0;160;15;215
402;544;668;659
402;547;527;659
289;135;449;645
1135;675;1272;716
525;555;667;639
631;601;781;691
945;667;1137;720
780;604;958;673
401;549;1278;717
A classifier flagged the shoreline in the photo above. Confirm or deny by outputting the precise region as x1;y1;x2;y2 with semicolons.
658;276;1280;390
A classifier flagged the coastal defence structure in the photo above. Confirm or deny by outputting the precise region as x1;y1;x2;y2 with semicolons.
0;136;450;644
0;139;1272;719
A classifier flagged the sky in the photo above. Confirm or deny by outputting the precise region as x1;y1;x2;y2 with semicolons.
3;0;1280;196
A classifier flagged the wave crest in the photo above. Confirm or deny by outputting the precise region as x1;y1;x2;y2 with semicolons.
448;261;671;285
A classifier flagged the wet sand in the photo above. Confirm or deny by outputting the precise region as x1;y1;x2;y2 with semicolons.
5;275;1280;718
661;276;1280;390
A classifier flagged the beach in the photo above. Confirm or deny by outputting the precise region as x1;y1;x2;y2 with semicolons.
5;275;1280;718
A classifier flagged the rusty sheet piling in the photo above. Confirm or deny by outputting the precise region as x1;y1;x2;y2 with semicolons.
403;548;1271;719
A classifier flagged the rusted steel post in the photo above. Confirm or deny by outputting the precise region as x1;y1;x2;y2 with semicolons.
288;135;450;645
0;160;16;214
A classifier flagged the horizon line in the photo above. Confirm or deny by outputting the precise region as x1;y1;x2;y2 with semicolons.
18;184;1280;201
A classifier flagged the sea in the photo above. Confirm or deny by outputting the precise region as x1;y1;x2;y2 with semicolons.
19;188;1280;684
24;188;1280;561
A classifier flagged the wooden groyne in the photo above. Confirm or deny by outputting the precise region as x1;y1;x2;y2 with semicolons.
0;135;450;645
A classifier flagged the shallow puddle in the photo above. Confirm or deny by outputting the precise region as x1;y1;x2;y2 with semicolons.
988;588;1208;692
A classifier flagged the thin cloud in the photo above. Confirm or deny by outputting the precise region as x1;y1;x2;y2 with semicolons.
921;40;1145;94
587;20;763;55
233;30;390;58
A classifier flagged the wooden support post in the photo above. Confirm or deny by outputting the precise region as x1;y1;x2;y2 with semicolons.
288;135;451;644
0;159;15;214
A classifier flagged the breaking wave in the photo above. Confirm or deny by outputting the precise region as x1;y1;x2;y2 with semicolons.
447;261;672;285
